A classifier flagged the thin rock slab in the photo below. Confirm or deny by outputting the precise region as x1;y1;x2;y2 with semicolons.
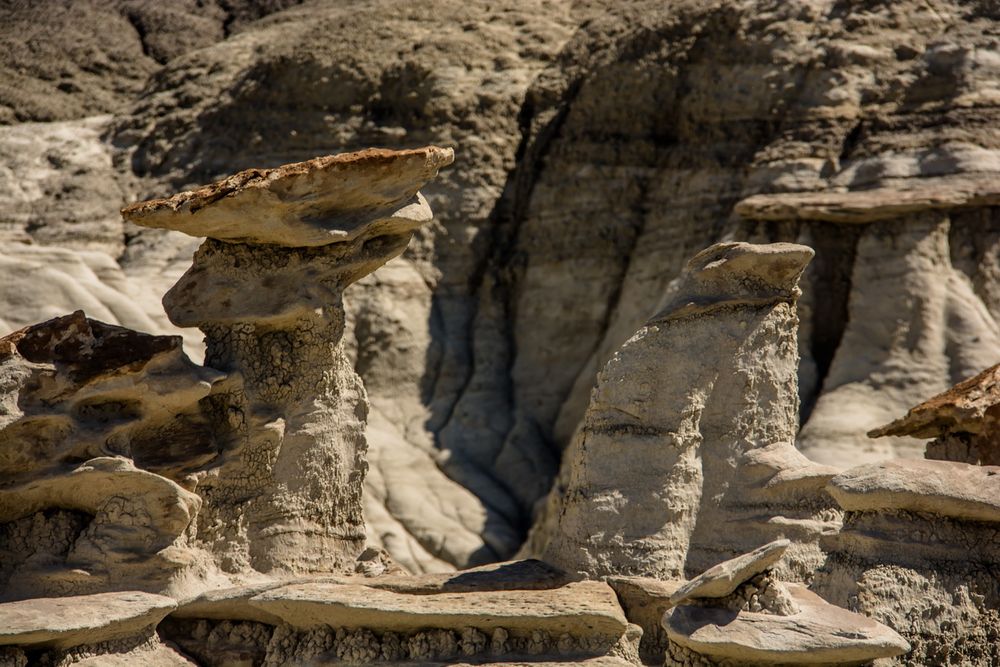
668;539;790;607
663;584;909;664
248;581;627;638
827;459;1000;522
121;147;454;247
0;591;176;650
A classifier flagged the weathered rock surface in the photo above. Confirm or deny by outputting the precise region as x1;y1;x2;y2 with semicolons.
668;540;790;607
0;312;222;599
533;242;838;581
124;147;451;575
827;459;1000;523
605;576;682;665
0;591;175;649
663;584;909;665
870;362;1000;465
816;458;1000;664
122;147;451;246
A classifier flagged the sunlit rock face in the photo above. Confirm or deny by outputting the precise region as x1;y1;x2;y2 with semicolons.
126;147;454;574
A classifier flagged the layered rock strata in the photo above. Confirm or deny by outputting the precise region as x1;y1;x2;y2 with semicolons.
123;146;454;575
869;362;1000;465
0;311;222;600
534;242;839;580
737;182;1000;468
662;541;908;665
816;459;1000;665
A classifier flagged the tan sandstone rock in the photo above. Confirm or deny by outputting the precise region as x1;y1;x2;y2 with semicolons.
121;147;452;247
0;591;176;649
663;584;909;665
124;147;452;575
534;242;837;581
668;539;790;607
0;312;222;599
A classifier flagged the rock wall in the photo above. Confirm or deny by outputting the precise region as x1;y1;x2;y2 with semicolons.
4;0;1000;572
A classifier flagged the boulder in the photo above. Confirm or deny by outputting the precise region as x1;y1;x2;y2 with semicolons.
668;540;790;607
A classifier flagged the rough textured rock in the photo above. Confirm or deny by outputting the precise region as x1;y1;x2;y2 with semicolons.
0;312;222;599
533;242;838;581
668;540;790;607
663;584;909;665
870;362;1000;465
816;459;1000;665
126;147;452;575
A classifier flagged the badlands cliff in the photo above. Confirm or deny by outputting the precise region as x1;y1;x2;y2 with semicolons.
3;0;1000;664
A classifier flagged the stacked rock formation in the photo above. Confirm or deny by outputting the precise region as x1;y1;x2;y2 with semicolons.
121;147;455;575
0;311;221;601
534;242;840;581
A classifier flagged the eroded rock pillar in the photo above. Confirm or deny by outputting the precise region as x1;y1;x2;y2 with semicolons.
123;147;454;573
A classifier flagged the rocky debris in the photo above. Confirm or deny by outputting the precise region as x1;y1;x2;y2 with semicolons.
668;540;790;607
122;147;451;247
605;576;682;665
124;147;452;575
663;584;909;665
533;242;838;580
0;591;175;650
827;459;1000;523
816;458;1000;664
870;362;1000;465
0;312;222;599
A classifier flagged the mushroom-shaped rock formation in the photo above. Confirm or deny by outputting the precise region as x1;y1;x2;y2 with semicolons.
815;459;1000;664
736;177;1000;468
533;242;840;580
869;362;1000;465
124;147;454;575
0;312;223;600
662;544;908;666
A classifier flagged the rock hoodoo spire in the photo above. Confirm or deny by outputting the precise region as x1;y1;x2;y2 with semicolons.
124;146;454;574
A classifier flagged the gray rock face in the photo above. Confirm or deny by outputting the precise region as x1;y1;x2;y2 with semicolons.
533;242;837;580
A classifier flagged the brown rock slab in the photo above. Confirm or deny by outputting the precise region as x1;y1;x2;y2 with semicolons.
869;362;1000;439
249;580;627;638
735;173;1000;223
827;459;1000;522
669;540;790;607
0;591;176;650
663;584;910;664
121;147;454;247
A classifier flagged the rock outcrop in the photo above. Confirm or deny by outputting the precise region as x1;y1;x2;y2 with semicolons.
0;311;221;600
816;459;1000;665
124;147;454;575
870;362;1000;465
533;242;839;581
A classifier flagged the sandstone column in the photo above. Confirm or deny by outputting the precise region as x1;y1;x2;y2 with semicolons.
536;242;838;579
123;147;454;574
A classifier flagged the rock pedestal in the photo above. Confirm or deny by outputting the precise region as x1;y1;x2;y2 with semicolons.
534;242;839;580
123;147;454;574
